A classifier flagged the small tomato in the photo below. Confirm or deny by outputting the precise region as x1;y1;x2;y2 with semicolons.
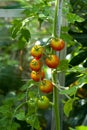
50;38;65;51
45;55;59;68
31;45;43;59
39;79;53;93
30;59;42;71
38;96;49;109
28;98;37;107
30;70;45;82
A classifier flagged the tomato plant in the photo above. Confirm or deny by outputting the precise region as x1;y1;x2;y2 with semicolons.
30;70;45;82
50;38;65;51
39;79;53;93
30;58;42;71
38;96;50;109
45;54;60;68
31;45;43;59
1;0;86;130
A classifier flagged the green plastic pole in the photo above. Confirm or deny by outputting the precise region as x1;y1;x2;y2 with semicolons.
51;0;64;130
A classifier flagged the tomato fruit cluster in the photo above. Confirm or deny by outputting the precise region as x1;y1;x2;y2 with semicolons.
29;44;44;82
28;96;50;110
30;44;54;94
29;37;65;109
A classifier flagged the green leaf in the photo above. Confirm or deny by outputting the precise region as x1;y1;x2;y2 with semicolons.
60;86;77;96
17;37;26;49
0;117;8;128
66;13;84;23
21;28;31;42
0;117;20;130
20;79;38;91
68;66;86;73
20;80;34;91
60;80;86;96
0;105;12;116
78;74;87;85
15;110;25;121
64;97;78;117
69;127;75;130
7;122;20;130
57;60;69;72
26;114;40;130
17;93;26;101
61;33;73;46
11;122;20;130
11;21;22;38
76;126;87;130
39;14;46;19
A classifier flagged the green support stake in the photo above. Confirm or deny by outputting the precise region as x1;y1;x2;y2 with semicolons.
51;0;65;130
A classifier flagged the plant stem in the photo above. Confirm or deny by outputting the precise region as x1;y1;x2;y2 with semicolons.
52;0;63;130
53;0;63;37
52;70;60;130
53;0;59;37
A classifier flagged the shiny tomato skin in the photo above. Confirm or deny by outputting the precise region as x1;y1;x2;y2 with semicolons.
40;79;53;93
38;96;49;109
45;55;59;68
30;70;45;82
50;38;65;51
30;59;41;71
31;45;43;59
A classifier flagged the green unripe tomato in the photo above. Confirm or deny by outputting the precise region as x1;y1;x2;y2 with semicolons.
38;96;49;109
28;98;38;107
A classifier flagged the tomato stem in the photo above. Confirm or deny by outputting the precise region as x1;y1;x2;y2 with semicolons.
53;0;63;38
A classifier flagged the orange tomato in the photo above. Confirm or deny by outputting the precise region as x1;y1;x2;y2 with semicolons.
30;58;42;71
30;70;45;82
50;38;65;51
45;55;59;68
31;45;43;59
39;79;53;93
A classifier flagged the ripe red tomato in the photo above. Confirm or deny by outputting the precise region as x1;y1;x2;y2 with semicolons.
30;59;42;71
50;38;65;51
31;45;43;59
39;79;53;93
30;70;45;82
45;55;59;68
38;96;49;109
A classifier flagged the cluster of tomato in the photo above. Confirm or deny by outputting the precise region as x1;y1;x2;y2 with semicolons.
29;38;65;109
